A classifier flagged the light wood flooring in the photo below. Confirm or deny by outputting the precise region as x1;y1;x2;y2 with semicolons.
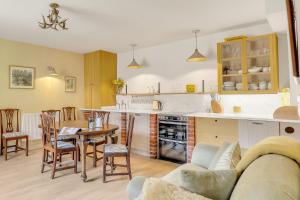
0;140;178;200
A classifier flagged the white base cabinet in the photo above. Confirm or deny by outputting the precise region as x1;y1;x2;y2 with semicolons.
280;122;300;140
238;120;280;148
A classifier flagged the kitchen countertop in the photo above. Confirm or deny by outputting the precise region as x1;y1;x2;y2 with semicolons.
80;108;300;123
185;112;300;123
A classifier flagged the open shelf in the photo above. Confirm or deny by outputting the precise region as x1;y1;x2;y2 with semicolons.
117;92;215;96
222;74;242;77
247;72;270;76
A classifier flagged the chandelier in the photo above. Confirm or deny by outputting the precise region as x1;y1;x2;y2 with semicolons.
39;3;68;30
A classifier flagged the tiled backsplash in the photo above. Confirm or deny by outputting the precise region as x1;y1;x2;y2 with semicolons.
116;93;283;115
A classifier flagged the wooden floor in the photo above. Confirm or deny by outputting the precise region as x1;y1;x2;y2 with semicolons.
0;141;178;200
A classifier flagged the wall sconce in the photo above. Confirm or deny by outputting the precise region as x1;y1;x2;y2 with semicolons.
47;66;59;76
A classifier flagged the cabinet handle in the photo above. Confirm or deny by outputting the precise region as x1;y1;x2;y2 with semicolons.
252;122;264;125
285;127;295;134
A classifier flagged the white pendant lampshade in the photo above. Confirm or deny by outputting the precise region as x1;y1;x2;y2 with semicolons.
128;44;142;69
187;30;207;62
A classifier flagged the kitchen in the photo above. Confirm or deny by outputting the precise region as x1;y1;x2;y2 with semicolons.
81;1;299;164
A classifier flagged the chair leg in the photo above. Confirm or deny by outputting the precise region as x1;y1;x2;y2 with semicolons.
103;155;107;183
126;155;132;180
93;144;97;168
25;137;29;157
51;152;57;179
15;139;18;152
74;150;77;174
41;149;46;173
4;139;7;161
77;144;81;162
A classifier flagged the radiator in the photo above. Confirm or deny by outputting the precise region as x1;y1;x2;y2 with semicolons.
21;113;42;139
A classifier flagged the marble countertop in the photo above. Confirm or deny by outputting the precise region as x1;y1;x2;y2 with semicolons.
80;108;300;123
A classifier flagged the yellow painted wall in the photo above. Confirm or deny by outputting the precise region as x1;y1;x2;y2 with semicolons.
0;38;84;113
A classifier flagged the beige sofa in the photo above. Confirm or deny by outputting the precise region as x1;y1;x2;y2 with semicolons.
127;144;300;200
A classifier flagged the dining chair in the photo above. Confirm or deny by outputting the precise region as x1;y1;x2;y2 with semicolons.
62;107;76;121
102;114;135;183
40;113;77;179
0;109;29;160
41;110;61;127
86;111;111;167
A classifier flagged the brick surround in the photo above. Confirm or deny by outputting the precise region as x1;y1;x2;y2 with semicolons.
149;114;158;159
121;112;127;145
187;116;196;162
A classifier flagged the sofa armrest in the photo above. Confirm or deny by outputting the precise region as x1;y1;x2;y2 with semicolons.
191;144;219;168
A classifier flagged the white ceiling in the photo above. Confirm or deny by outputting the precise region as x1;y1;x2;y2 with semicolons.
0;0;267;54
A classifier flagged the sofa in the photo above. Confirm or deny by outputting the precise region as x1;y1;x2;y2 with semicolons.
127;143;300;200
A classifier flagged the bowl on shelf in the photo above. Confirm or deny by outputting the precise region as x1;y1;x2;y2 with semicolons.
236;82;243;90
248;66;263;73
223;81;235;87
248;83;258;90
223;86;236;91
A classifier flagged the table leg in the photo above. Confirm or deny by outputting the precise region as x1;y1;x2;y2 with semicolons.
80;135;88;182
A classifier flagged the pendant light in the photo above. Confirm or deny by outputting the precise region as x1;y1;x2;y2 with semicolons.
187;30;207;62
128;44;142;69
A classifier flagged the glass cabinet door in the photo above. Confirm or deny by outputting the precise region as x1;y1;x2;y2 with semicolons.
245;34;278;93
218;40;245;93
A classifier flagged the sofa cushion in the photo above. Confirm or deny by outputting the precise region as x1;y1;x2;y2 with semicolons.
230;154;300;200
208;143;230;170
180;169;237;200
211;142;241;170
163;163;207;186
191;144;219;168
127;176;146;200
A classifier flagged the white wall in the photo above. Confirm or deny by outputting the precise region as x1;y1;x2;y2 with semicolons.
118;23;289;94
117;23;290;115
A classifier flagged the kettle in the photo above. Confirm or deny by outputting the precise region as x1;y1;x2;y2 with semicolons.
152;100;162;111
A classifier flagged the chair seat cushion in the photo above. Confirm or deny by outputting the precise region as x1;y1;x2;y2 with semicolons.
2;132;28;138
89;137;106;144
104;144;128;154
58;134;76;141
55;141;75;149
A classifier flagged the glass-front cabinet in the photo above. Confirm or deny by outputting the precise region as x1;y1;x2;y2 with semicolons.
217;33;278;94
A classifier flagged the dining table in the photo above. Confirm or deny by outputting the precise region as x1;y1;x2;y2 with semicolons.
40;120;119;182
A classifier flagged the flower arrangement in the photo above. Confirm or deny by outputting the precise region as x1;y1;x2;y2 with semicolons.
112;78;125;94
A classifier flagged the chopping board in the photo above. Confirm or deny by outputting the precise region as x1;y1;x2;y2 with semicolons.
211;100;224;113
273;106;299;120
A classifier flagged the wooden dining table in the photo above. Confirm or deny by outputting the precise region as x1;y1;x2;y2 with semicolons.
40;120;119;182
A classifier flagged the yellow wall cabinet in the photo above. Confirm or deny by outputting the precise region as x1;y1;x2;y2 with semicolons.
84;50;117;108
217;33;279;94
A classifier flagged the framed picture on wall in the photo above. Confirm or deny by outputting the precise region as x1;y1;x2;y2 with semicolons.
9;65;35;89
65;76;76;92
286;0;300;77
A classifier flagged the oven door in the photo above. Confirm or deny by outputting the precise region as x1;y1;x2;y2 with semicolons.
158;138;187;163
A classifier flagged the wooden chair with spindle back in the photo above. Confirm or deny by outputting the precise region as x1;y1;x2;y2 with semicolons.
0;109;29;160
40;113;77;179
86;111;111;167
102;114;135;183
62;107;76;121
